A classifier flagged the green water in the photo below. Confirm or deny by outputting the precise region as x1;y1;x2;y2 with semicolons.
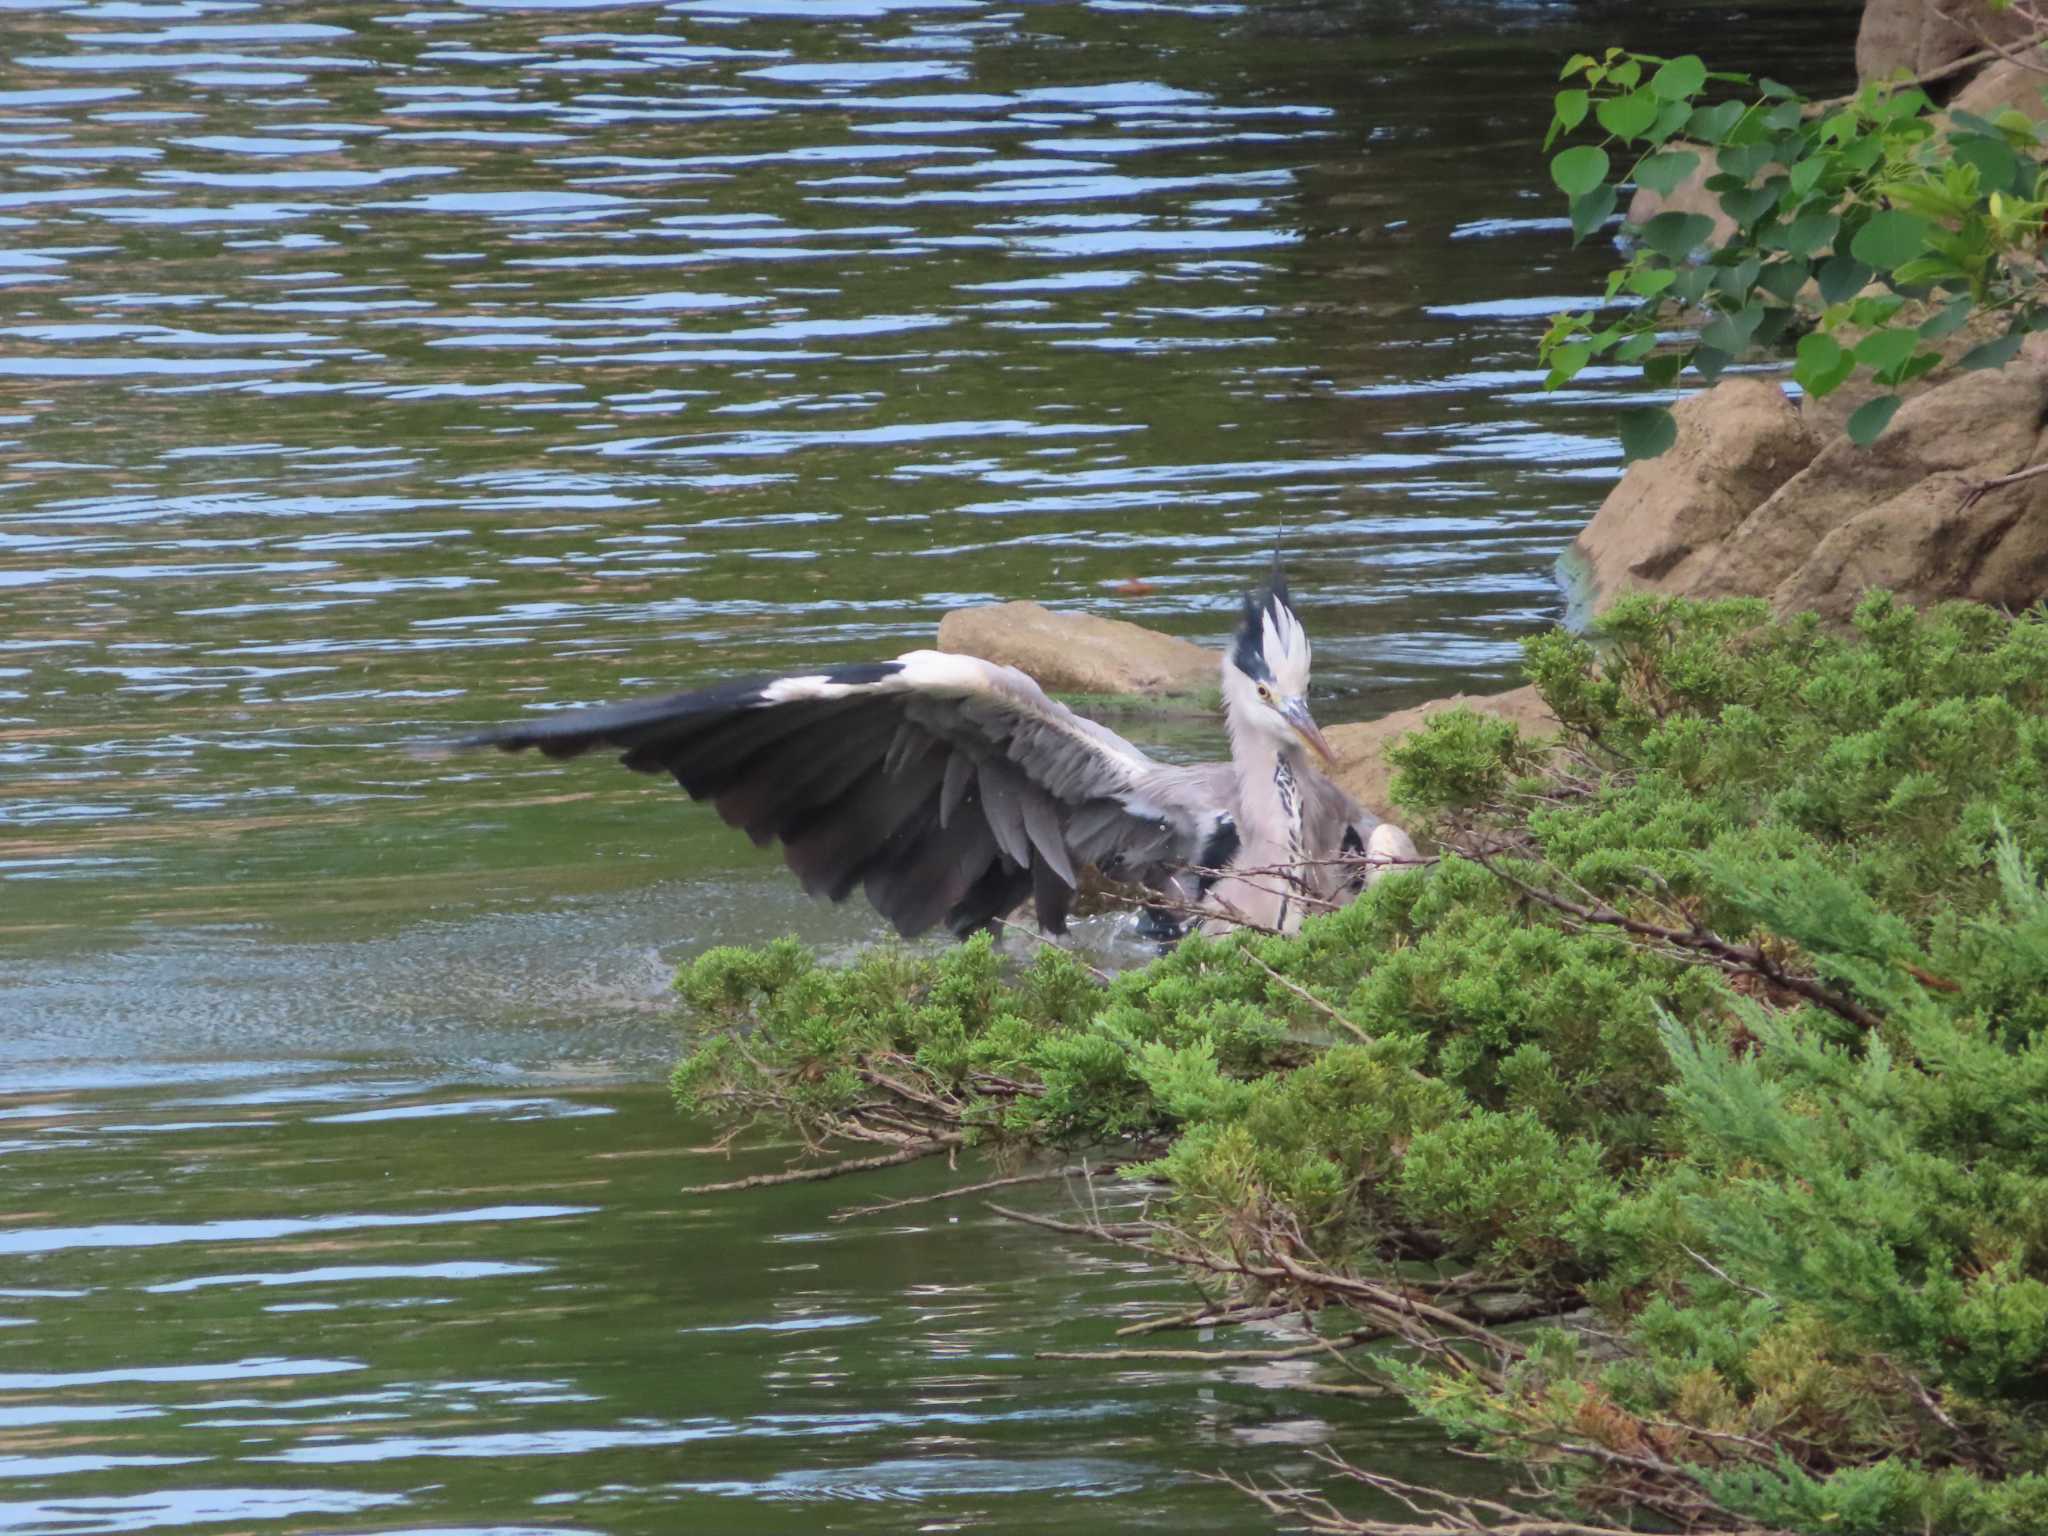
2;1;1853;1531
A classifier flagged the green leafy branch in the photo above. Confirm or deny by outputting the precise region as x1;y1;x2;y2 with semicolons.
1539;46;2048;460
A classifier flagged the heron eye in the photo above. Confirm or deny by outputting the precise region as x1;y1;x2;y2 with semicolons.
1256;683;1272;702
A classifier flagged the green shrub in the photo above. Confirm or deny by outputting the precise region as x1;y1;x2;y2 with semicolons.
672;593;2048;1535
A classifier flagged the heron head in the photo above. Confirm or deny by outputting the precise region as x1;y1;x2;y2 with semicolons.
1224;568;1334;767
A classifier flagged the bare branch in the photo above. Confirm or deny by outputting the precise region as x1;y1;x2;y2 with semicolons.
679;1136;960;1193
829;1162;1133;1222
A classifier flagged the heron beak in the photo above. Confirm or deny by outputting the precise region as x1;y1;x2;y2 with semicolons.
1282;698;1338;769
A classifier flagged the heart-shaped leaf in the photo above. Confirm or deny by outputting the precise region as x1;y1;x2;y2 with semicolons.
1699;303;1763;354
1757;258;1810;302
1779;209;1839;258
1643;352;1684;389
1692;344;1732;382
1846;394;1903;445
1597;90;1659;142
1752;306;1794;349
1918;297;1975;340
1952;133;2021;196
1716;142;1774;180
1634;149;1700;197
1551;144;1610;197
1650;55;1707;101
1672;264;1715;306
1816;255;1874;305
1620;406;1678;463
1959;331;2024;371
1854;327;1918;378
1626;265;1677;298
1719;181;1781;229
1687;100;1745;144
1849;209;1933;271
1553;89;1590;134
1546;342;1592;389
1650;98;1692;143
1640;210;1716;261
1571;183;1619;244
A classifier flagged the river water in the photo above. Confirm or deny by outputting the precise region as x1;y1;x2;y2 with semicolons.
3;1;1852;1531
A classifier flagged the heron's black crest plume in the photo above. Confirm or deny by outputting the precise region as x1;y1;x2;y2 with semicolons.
1230;552;1294;684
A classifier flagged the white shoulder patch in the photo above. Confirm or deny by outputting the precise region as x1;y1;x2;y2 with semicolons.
893;649;1008;695
760;674;861;704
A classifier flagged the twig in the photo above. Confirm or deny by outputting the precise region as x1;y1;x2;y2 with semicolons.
993;916;1115;983
1679;1243;1773;1302
1806;32;2048;112
1038;1323;1389;1365
679;1136;960;1194
1959;457;2048;510
985;1201;1155;1242
1931;7;2048;77
1235;944;1378;1047
829;1162;1131;1222
1463;847;1886;1032
1116;1301;1294;1336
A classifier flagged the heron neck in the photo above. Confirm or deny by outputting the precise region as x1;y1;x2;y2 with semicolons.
1226;712;1307;857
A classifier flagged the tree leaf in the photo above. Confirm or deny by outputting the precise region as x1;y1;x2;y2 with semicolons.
1570;183;1620;244
1889;254;1965;287
1692;344;1732;382
1918;297;1975;340
1699;303;1763;354
1634;149;1700;197
1712;254;1761;300
1751;306;1794;349
1546;342;1593;389
1626;265;1677;298
1650;55;1707;101
1779;209;1840;258
1597;90;1659;142
1716;142;1774;180
1642;353;1684;389
1640;210;1716;261
1672;265;1715;306
1854;327;1918;378
1958;331;2024;371
1849;209;1933;271
1845;394;1903;445
1816;255;1873;305
1756;258;1810;302
1650;99;1693;143
1952;133;2021;196
1551;145;1611;197
1719;181;1782;229
1615;329;1659;361
1687;100;1745;144
1619;406;1678;463
1554;89;1590;133
1792;333;1853;396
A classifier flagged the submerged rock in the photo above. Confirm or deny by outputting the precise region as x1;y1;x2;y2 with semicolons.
937;600;1217;697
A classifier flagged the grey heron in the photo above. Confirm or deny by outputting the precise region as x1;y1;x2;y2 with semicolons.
464;568;1416;939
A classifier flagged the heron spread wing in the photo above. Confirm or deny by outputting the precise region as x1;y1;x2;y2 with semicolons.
464;650;1216;938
